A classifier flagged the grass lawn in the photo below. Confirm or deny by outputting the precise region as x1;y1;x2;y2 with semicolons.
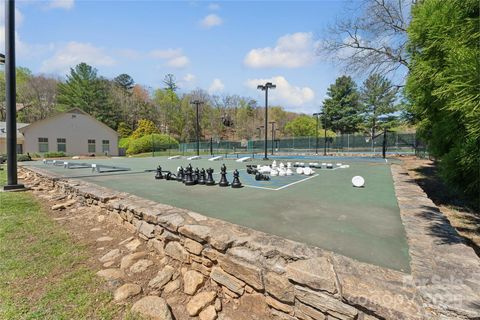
0;167;134;319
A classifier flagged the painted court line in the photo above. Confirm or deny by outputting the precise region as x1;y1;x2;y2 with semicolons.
243;173;319;191
274;174;319;190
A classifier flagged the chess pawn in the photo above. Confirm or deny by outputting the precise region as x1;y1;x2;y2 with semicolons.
279;162;285;169
272;160;277;169
219;164;229;187
279;169;286;176
286;167;293;176
194;168;200;184
176;167;184;182
184;166;195;185
231;169;243;188
205;168;215;186
271;168;279;177
198;168;206;185
155;165;164;179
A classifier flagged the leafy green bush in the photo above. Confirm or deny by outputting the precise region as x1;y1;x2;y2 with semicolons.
17;154;33;161
43;152;66;158
119;137;131;149
127;134;178;155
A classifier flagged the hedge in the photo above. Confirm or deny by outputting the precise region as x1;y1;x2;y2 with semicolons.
126;134;178;155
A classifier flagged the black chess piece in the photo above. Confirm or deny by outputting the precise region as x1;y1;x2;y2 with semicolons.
194;168;200;184
198;168;206;185
164;171;173;180
219;164;229;187
155;165;164;179
184;166;195;185
205;168;215;186
231;169;243;188
176;167;184;182
255;172;270;181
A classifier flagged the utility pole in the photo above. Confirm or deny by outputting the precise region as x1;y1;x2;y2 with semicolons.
190;100;204;156
3;0;24;191
313;112;321;155
269;121;275;155
257;82;276;160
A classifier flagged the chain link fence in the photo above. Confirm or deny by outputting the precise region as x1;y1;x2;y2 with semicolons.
177;132;426;157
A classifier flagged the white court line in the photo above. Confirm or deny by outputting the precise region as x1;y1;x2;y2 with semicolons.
274;174;319;190
243;173;320;191
243;184;277;191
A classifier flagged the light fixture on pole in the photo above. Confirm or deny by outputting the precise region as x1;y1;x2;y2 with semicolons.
190;100;204;156
257;82;276;160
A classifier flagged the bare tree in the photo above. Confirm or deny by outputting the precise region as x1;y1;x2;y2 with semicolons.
320;0;414;83
18;75;59;122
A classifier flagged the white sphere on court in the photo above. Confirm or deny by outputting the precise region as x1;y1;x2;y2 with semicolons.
352;176;365;188
303;167;313;176
296;167;304;175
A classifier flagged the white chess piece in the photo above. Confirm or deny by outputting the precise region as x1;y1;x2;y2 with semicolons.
279;162;285;169
272;160;277;168
271;168;279;176
287;162;292;168
303;167;313;175
286;168;293;176
296;167;304;175
279;169;286;176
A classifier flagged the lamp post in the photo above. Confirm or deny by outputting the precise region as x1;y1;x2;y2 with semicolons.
3;0;24;191
190;100;204;156
320;110;327;156
313;113;321;155
257;82;276;160
269;121;275;155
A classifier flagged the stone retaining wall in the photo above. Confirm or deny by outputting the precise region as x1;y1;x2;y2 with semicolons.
19;165;479;320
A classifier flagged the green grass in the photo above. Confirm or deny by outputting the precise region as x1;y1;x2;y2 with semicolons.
0;167;132;319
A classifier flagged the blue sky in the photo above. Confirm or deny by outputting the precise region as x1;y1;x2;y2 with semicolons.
4;0;353;114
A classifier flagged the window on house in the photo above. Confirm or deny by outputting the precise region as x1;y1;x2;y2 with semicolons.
102;140;110;153
88;139;96;153
57;138;66;152
38;137;48;153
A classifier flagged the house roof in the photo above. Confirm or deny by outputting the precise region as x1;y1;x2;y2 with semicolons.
18;108;119;136
0;122;29;139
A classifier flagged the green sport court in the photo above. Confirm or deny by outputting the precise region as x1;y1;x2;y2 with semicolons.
24;155;410;272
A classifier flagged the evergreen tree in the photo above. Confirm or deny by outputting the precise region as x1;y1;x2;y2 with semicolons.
58;63;116;127
322;76;363;134
114;74;135;92
361;73;398;143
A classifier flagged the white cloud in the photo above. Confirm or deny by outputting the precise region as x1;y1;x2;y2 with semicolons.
149;48;189;68
184;73;196;82
0;3;24;27
208;3;220;10
48;0;75;10
166;56;189;68
208;78;224;94
200;14;223;28
150;48;183;59
245;76;315;108
40;42;115;74
244;32;320;68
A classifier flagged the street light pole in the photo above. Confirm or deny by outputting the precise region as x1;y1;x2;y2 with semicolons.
190;100;204;156
313;113;320;155
257;82;276;160
269;121;275;155
4;0;24;191
320;110;327;156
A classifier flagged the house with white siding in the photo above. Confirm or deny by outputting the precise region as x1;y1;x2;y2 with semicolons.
18;108;119;156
